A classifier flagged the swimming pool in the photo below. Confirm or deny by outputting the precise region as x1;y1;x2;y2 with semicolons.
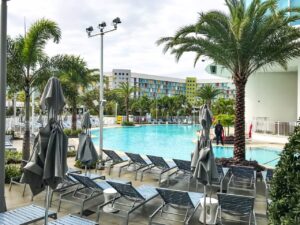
91;125;281;167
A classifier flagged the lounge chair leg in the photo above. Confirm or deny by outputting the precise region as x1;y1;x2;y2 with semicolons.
57;198;62;212
135;170;138;181
96;206;101;222
158;173;162;186
49;190;54;207
9;180;12;191
22;184;26;196
140;170;144;182
125;213;130;225
108;165;112;175
118;167;122;177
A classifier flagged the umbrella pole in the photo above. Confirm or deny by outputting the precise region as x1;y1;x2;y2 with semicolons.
85;165;88;176
203;185;207;225
44;185;51;224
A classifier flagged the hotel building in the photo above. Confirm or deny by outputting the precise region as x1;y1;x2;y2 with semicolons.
107;69;234;103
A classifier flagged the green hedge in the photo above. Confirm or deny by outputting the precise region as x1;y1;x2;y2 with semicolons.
268;124;300;224
67;150;76;157
5;151;22;164
74;160;98;169
5;165;22;183
64;128;82;137
122;121;135;126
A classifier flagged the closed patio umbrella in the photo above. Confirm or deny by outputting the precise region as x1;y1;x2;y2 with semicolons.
21;77;68;224
76;111;98;175
81;111;91;130
191;104;218;225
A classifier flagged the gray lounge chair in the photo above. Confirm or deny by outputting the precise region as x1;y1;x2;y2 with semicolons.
97;181;158;225
205;165;229;193
143;155;177;186
149;188;203;225
262;169;274;210
227;166;257;196
49;169;82;206
0;204;57;225
217;193;256;225
101;149;132;175
120;152;154;180
172;159;193;190
48;215;98;225
58;173;129;216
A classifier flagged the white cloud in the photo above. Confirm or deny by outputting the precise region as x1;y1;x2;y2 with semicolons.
6;0;227;79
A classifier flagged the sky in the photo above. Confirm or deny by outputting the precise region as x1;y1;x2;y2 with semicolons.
7;0;228;79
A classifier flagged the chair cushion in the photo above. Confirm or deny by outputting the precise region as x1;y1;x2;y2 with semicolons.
136;185;158;200
188;192;203;208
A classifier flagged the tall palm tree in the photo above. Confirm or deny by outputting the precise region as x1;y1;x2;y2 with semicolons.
7;19;61;162
115;82;137;122
196;84;222;109
52;54;98;130
157;0;300;162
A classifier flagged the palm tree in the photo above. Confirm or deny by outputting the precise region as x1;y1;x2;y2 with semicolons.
157;0;300;162
196;84;222;109
212;98;235;115
115;82;137;122
52;54;98;130
7;19;61;162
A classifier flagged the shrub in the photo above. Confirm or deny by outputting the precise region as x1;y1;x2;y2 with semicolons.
268;124;300;225
5;151;22;164
122;121;135;126
64;128;72;136
64;128;82;137
74;160;97;169
67;150;76;157
5;165;22;183
215;157;265;172
6;106;14;116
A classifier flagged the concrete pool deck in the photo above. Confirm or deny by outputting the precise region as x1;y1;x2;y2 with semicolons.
5;156;269;225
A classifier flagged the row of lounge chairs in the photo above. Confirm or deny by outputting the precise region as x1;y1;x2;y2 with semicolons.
3;182;256;225
100;149;257;196
5;149;264;225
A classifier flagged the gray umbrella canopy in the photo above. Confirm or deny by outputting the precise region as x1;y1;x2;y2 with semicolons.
76;133;98;166
76;111;98;166
191;105;218;185
40;77;65;120
81;111;91;130
21;77;68;195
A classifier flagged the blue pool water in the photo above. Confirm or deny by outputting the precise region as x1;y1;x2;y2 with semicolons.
91;125;280;167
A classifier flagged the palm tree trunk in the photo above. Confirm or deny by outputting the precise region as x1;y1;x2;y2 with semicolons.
71;104;77;130
233;80;246;161
126;98;129;122
22;87;31;163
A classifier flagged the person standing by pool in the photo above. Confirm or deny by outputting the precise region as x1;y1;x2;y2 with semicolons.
215;120;224;145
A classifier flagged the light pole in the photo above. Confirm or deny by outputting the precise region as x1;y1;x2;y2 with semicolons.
86;17;121;161
0;0;8;212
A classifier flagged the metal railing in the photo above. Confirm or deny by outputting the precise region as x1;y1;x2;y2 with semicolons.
251;118;297;136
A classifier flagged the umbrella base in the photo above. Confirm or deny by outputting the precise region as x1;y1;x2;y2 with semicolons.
199;197;218;225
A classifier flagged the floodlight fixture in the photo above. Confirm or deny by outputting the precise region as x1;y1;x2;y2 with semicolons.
98;22;107;30
112;17;121;28
86;26;94;36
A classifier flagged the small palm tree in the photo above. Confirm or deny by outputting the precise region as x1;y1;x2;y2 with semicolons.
157;0;300;162
52;54;98;130
7;19;61;162
115;82;137;122
196;84;222;109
